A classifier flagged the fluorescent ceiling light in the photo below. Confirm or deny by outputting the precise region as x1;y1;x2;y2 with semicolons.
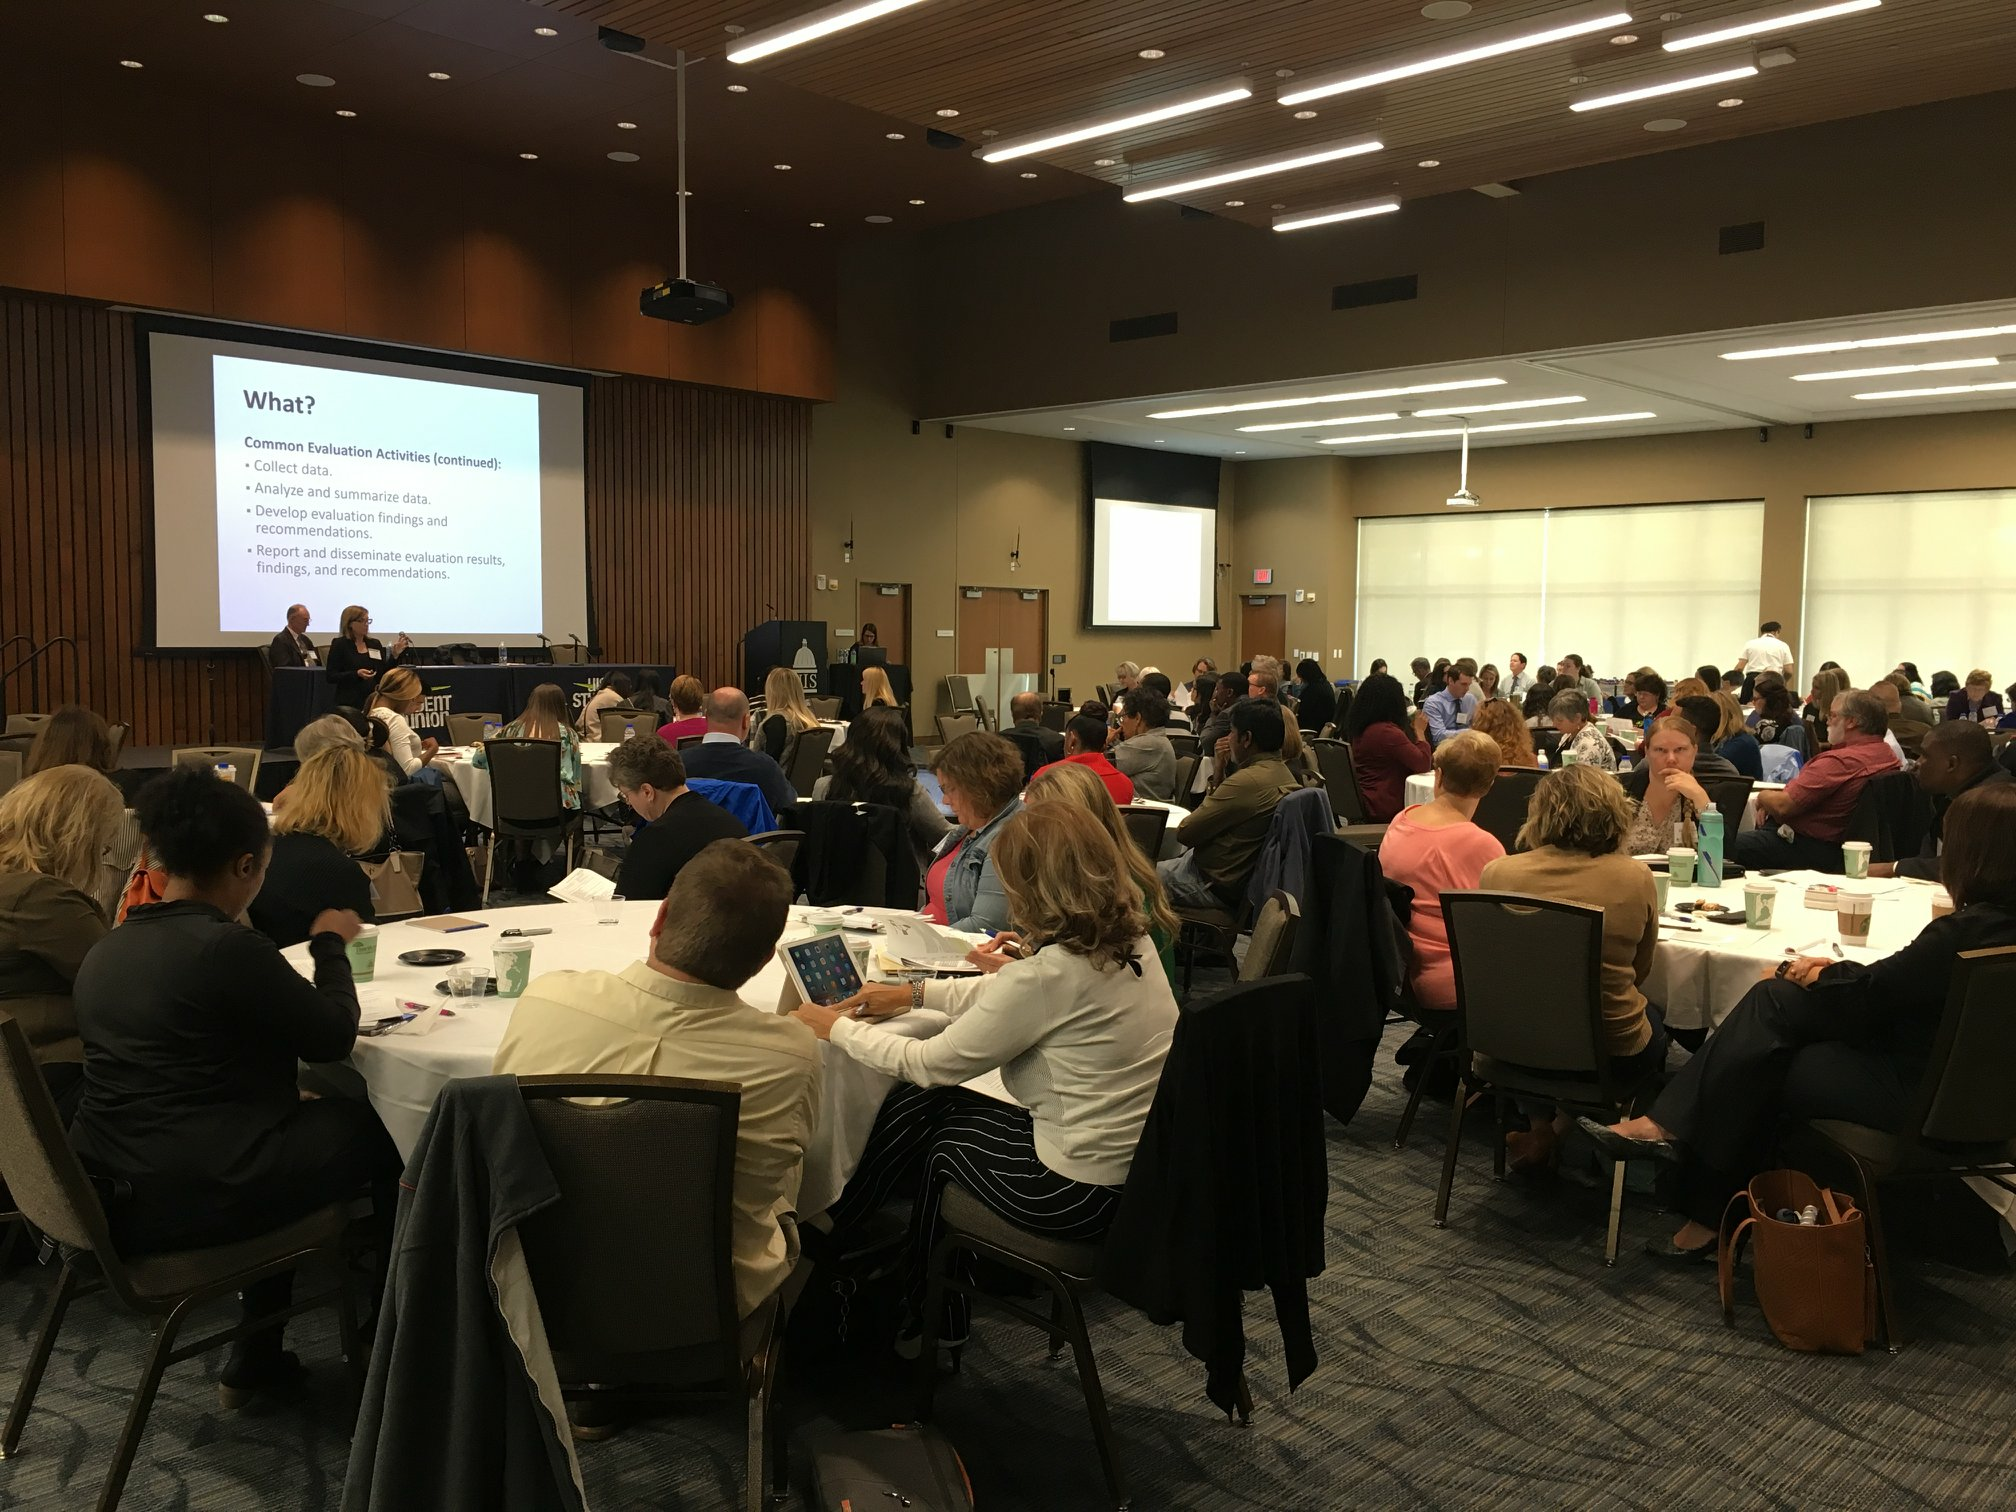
1236;412;1403;433
1318;411;1655;444
1412;395;1588;416
1851;381;2016;401
1280;3;1632;105
727;0;931;64
1792;357;2000;382
1569;57;1757;111
1663;0;1878;52
1149;377;1503;419
1272;196;1400;232
981;80;1253;163
1122;137;1383;203
1721;323;2016;360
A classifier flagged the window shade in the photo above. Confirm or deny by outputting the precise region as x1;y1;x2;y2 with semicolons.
1356;512;1544;676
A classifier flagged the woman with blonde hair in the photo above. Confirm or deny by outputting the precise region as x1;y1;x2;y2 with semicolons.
472;682;583;809
1023;758;1179;980
365;665;442;785
249;746;388;948
657;674;709;745
1471;696;1538;768
325;603;410;709
795;802;1178;1351
24;704;120;777
0;766;126;1113
860;664;900;710
754;665;823;761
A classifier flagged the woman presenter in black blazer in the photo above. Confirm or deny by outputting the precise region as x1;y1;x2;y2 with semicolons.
325;604;411;709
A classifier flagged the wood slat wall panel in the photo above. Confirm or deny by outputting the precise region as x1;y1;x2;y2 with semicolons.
1;288;810;745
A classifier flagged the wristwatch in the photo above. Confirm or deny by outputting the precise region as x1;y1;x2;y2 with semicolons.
909;978;926;1011
1774;960;1792;980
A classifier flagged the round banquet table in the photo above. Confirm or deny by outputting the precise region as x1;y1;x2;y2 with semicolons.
1124;797;1191;862
281;899;1007;1216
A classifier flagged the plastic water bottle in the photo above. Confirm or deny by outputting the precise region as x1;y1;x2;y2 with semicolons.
483;722;500;743
216;762;236;785
1537;748;1549;770
1698;809;1726;886
497;642;508;665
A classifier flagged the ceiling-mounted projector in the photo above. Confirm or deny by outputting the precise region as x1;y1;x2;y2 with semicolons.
1446;487;1480;509
640;278;734;326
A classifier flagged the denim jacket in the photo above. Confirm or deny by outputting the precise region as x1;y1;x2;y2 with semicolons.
935;798;1020;934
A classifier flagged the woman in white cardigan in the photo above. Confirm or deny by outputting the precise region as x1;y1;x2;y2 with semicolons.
793;802;1178;1350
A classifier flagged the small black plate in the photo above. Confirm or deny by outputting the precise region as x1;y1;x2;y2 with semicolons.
399;949;465;967
435;976;497;996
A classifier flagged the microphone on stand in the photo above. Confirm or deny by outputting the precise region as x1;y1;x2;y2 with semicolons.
568;632;585;664
535;631;551;646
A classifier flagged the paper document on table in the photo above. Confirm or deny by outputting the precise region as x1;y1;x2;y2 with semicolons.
1770;870;1912;897
548;867;616;905
962;1068;1018;1105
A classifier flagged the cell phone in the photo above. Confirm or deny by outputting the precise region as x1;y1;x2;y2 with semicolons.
357;1012;416;1037
778;933;864;1008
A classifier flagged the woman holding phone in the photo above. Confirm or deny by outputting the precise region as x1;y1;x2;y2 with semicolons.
325;604;411;710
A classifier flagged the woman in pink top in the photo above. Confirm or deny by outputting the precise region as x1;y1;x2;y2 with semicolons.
655;674;709;745
1377;730;1506;1017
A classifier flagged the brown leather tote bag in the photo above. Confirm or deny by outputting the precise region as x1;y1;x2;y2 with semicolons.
1718;1169;1877;1355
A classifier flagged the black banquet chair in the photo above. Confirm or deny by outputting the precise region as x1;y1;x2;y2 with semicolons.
479;737;575;906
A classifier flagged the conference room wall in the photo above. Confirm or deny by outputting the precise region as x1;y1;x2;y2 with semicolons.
907;91;2016;419
0;287;810;745
0;68;835;399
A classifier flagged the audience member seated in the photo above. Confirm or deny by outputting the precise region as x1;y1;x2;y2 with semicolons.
679;688;798;816
1480;765;1669;1168
292;712;367;763
1141;669;1172;700
1869;679;1926;760
860;664;901;711
69;767;398;1406
325;603;410;710
1592;781;2016;1261
1196;670;1246;755
1629;669;1673;750
1056;714;1135;805
1748;673;1805;754
1734;688;1900;872
1870;721;2012;881
1625;716;1717;855
1294;659;1336;733
1670;677;1710;705
0;766;125;1119
24;704;120;778
1408;657;1436;705
1111;661;1142;698
472;682;584;810
576;670;635;739
1000;691;1065;780
1883;672;1936;739
249;747;385;948
801;803;1177;1350
1109;686;1178;799
493;840;816;1318
269;603;321;668
1558;653;1601;705
1673;697;1745;781
631;668;671;721
925;731;1024;933
814;705;951;868
1550;689;1616;771
1159;698;1298;910
365;667;445;787
1803;667;1849;729
1347;673;1433;823
1471;698;1538;768
1422;659;1478;745
1930;669;1960;701
1506;652;1534;698
1893;661;1928;700
753;665;824;762
1023;759;1181;981
1522;680;1556;728
1720;670;1745;697
1475;663;1504;703
606;736;749;902
1946;668;2004;725
657;674;709;744
1379;732;1505;1023
1707;691;1763;779
1176;658;1216;714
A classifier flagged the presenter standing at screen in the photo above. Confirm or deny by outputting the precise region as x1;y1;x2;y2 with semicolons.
325;605;410;710
269;605;322;669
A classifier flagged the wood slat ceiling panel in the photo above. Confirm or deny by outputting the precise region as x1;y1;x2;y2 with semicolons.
546;0;2016;225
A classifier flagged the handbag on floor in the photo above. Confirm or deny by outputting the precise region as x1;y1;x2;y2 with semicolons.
801;1420;974;1512
1718;1168;1877;1354
361;850;427;918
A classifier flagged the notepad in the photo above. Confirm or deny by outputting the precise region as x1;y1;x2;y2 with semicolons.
548;868;616;905
406;915;488;933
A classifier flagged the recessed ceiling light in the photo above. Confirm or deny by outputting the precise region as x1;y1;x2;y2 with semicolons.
727;0;933;64
725;23;745;34
427;71;451;80
1718;96;1744;106
1662;10;1685;18
534;26;559;36
607;151;640;162
1062;426;1076;431
202;12;229;22
865;214;893;223
728;83;749;92
1724;323;2016;360
1413;395;1588;417
1234;449;1247;454
296;73;335;86
1422;0;1474;15
519;152;539;160
935;107;960;117
1793;357;2000;382
1664;0;1880;53
336;108;357;117
774;163;792;170
1237;412;1404;433
1644;117;1688;130
1093;157;1118;167
1154;439;1166;444
886;131;905;139
1293;109;1318;119
1280;4;1633;104
1611;32;1640;43
120;59;144;68
1225;199;1246;206
1417;157;1441;167
1151;377;1503;420
1123;135;1383;203
908;197;926;204
1272;195;1401;232
1019;171;1038;178
810;221;826;227
1319;411;1656;444
1852;380;2016;401
1570;57;1758;111
980;79;1253;162
1139;48;1166;59
617;121;638;129
1568;72;1590;82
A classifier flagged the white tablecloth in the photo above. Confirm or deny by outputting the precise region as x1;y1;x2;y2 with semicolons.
1401;770;1784;829
1126;798;1190;862
282;900;997;1215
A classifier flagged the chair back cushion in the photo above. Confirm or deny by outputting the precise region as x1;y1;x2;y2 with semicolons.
1914;947;2016;1145
1470;769;1544;852
784;724;837;797
486;739;566;829
1117;804;1169;859
1240;893;1300;982
0;1014;112;1254
1443;892;1605;1074
1311;739;1365;824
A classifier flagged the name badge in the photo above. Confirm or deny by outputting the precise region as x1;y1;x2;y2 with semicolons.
367;648;383;661
1456;711;1471;726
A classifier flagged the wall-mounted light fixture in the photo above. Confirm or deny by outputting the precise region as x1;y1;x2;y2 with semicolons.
1009;530;1021;573
842;519;855;564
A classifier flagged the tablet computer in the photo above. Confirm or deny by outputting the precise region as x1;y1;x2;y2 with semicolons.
778;933;864;1008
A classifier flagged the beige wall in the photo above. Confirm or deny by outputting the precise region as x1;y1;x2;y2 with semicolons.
1230;408;2016;675
810;245;1238;729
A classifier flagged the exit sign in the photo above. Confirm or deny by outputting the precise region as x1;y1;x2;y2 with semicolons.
1252;567;1273;585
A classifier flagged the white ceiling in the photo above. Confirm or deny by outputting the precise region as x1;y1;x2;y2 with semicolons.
945;298;2016;458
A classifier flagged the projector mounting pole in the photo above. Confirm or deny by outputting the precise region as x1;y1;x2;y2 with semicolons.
676;49;689;281
1458;421;1470;494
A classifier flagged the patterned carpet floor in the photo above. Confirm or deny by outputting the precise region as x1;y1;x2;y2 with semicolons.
5;1014;2015;1511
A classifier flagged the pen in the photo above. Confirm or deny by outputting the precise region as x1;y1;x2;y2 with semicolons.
501;927;552;937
